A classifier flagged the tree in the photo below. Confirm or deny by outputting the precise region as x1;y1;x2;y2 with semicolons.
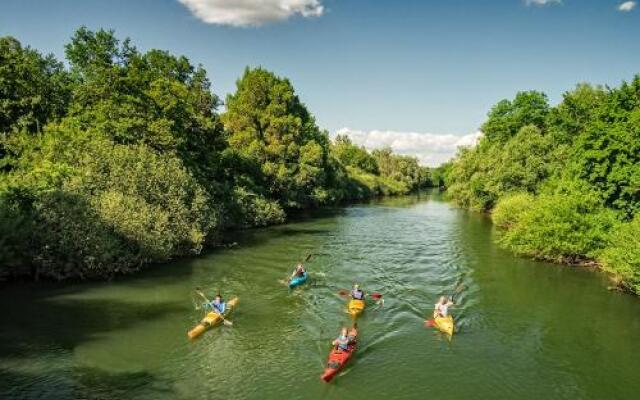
481;91;549;143
222;67;330;208
0;37;70;171
331;134;379;174
64;28;226;190
570;76;640;217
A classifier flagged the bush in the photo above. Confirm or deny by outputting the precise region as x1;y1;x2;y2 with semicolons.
230;186;286;227
0;127;217;279
492;192;534;229
496;190;618;263
600;217;640;293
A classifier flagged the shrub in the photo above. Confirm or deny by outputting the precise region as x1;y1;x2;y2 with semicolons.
492;192;534;229
600;217;640;294
497;190;617;263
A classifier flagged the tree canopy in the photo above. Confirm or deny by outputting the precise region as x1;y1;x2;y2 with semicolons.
445;76;640;294
0;29;433;281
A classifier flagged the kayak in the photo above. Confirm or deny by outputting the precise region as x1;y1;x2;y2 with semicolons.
434;315;454;336
321;327;358;382
288;272;308;289
187;297;239;339
347;299;365;318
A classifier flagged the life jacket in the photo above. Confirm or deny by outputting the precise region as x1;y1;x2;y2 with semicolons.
212;300;226;314
337;335;350;350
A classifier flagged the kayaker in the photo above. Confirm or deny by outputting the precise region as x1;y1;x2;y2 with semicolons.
290;263;306;280
351;284;365;300
433;296;454;318
332;327;354;351
205;294;226;315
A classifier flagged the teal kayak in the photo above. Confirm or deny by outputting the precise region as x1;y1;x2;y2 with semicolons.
288;272;308;289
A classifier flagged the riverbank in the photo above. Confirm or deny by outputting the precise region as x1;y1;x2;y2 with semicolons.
443;76;640;296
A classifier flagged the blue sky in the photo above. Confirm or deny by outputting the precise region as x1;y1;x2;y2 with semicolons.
1;0;639;165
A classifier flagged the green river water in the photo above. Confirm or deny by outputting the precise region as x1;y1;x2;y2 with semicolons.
1;193;640;400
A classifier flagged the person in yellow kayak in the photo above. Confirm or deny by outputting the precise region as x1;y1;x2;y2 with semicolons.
433;296;454;318
332;327;356;351
204;294;226;315
290;262;306;279
351;284;365;300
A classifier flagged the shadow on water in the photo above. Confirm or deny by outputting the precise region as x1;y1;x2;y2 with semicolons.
0;293;186;358
0;365;172;400
71;366;173;400
0;279;186;399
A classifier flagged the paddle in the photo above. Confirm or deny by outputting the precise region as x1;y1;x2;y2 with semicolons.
425;283;465;328
338;290;383;306
195;288;233;327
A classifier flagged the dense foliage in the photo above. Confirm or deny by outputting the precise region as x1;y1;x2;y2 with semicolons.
445;77;640;294
0;29;432;280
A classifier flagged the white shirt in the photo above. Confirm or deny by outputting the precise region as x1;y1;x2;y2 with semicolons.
435;303;449;317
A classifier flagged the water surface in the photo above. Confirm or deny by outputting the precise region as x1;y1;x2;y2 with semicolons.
2;194;639;399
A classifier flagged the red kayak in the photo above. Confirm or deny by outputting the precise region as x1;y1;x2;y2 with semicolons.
321;328;358;382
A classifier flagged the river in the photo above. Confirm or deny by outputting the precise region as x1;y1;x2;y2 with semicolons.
1;193;639;400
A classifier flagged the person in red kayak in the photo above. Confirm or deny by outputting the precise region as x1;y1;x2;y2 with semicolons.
332;327;356;351
433;296;454;318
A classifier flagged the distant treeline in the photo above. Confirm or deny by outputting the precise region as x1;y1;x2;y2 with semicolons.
442;77;640;294
0;28;432;280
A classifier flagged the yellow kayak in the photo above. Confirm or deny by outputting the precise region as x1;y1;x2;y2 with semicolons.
188;297;238;339
434;315;454;336
347;299;365;318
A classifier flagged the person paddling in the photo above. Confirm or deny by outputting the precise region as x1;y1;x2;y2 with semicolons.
433;295;454;319
332;327;355;351
351;284;365;300
290;262;306;280
203;294;226;315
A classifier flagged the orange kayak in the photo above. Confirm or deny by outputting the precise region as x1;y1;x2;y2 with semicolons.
321;327;358;382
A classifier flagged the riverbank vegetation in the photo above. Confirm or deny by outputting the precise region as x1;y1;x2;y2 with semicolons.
444;78;640;294
0;28;432;281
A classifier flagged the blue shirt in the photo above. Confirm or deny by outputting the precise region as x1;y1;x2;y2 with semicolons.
206;300;226;314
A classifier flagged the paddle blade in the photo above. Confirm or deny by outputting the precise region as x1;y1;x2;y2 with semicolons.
424;319;435;328
338;290;349;297
370;293;383;299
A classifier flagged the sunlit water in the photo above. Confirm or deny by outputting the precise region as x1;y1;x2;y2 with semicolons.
2;193;639;399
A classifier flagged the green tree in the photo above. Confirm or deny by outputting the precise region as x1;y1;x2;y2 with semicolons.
64;28;226;190
481;91;549;143
0;37;70;171
223;67;330;208
331;134;379;174
570;76;640;217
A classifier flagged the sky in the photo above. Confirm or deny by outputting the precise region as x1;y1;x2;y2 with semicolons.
1;0;639;165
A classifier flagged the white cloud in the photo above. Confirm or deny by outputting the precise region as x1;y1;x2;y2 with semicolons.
178;0;324;27
334;128;482;167
618;1;637;11
526;0;562;6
